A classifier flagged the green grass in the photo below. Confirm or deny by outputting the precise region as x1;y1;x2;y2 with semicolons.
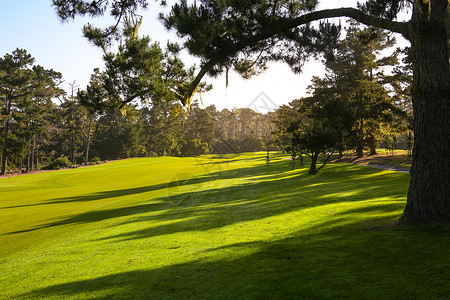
0;153;448;299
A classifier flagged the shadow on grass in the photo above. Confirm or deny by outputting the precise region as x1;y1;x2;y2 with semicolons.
1;154;282;210
7;157;409;243
17;216;450;299
11;155;444;299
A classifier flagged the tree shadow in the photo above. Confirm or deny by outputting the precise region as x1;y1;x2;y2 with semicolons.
17;214;450;299
5;158;408;241
1;155;287;210
9;156;437;299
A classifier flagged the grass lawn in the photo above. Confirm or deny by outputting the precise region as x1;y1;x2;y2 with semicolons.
0;153;448;299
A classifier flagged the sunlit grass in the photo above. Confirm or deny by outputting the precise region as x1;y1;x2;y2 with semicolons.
0;153;448;299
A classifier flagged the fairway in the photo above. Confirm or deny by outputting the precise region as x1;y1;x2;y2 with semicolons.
0;153;448;299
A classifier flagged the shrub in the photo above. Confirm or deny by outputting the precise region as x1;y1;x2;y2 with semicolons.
42;156;72;170
180;138;209;157
90;157;102;164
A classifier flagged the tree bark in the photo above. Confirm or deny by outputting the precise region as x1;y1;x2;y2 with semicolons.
85;115;93;165
308;152;319;174
1;99;12;175
399;2;450;224
368;134;377;156
31;136;36;171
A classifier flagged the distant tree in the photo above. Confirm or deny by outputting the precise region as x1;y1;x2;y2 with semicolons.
321;24;405;156
27;66;64;170
141;101;184;157
91;106;143;160
0;49;35;174
181;138;209;156
184;102;217;151
56;92;90;164
274;96;352;174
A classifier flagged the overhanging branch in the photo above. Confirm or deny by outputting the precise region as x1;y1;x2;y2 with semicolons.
183;7;410;104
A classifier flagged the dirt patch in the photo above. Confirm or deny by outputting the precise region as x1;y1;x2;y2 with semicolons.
0;169;56;179
0;159;121;180
332;153;410;173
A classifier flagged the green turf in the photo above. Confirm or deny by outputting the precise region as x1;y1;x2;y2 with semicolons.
0;153;448;299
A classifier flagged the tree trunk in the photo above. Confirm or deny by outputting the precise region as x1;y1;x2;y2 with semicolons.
399;4;450;224
31;136;36;171
26;150;30;173
0;99;11;175
356;120;364;157
85;115;93;165
35;134;40;170
368;134;377;156
356;144;364;157
308;152;319;174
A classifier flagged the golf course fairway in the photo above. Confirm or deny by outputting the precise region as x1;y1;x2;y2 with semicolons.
0;153;448;299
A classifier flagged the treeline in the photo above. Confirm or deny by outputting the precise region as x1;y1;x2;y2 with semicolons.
56;100;275;163
0;49;275;174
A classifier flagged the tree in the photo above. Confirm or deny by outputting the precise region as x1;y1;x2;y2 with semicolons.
52;0;450;224
184;102;218;152
91;106;144;160
0;49;35;174
27;66;64;170
274;95;352;174
320;24;406;157
141;101;184;156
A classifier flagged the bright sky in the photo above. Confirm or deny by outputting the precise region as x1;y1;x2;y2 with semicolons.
0;0;408;112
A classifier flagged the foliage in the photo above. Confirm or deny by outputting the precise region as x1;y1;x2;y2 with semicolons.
42;155;72;170
0;48;63;174
90;156;102;164
180;138;209;157
273;97;353;174
320;24;407;156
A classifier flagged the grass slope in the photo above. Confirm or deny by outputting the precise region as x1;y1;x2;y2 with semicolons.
0;153;448;299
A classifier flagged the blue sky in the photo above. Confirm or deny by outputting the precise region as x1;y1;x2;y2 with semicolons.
0;1;408;112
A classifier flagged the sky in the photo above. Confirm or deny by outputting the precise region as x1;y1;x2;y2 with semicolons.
0;0;409;113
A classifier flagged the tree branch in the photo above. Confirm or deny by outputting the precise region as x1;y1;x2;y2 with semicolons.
315;148;336;173
287;7;410;38
183;7;410;104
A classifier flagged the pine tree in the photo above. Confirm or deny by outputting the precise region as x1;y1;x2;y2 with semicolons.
0;49;35;174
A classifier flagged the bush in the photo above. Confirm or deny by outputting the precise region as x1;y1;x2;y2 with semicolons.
42;156;72;170
180;138;209;157
90;157;102;164
147;151;157;157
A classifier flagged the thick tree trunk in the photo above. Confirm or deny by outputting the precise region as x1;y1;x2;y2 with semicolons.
308;152;319;174
368;134;377;156
399;4;450;224
356;144;364;157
